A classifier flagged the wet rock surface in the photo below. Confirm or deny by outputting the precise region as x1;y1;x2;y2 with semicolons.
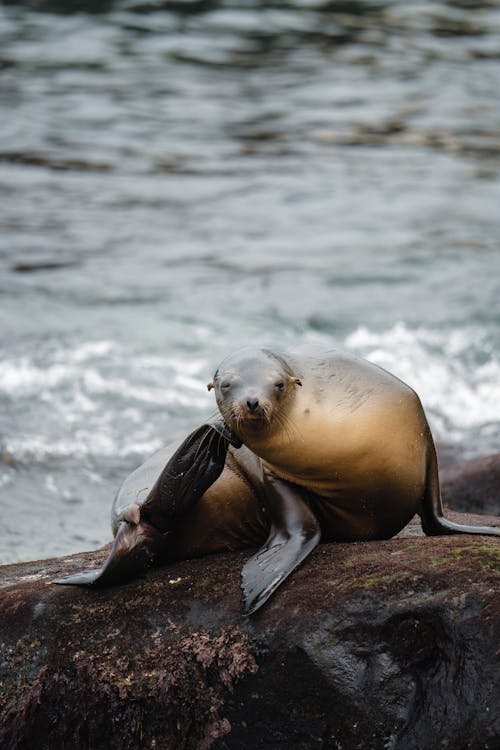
0;502;499;750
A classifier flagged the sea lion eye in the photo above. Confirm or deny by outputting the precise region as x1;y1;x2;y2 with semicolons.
275;382;285;391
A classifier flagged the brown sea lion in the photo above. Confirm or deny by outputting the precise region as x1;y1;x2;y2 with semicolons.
55;348;500;614
53;421;243;587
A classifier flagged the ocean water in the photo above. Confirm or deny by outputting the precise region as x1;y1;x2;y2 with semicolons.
1;0;499;564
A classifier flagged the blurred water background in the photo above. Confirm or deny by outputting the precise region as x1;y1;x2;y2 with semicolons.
1;0;500;564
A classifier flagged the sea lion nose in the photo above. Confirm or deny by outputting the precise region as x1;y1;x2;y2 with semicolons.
246;397;260;413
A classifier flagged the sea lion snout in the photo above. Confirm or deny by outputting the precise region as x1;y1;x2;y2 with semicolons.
232;392;273;424
246;397;260;413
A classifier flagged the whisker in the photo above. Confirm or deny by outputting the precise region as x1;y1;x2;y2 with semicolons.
284;411;300;441
273;409;299;444
218;429;226;455
194;426;213;460
208;429;217;456
206;408;222;423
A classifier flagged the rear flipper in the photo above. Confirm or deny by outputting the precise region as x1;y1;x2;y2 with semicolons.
420;441;500;537
53;520;164;587
242;470;320;615
140;420;240;530
54;419;241;588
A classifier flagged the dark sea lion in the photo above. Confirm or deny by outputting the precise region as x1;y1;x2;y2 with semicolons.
53;420;243;587
55;348;499;615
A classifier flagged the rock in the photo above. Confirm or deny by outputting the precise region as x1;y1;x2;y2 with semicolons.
441;453;500;516
0;508;499;750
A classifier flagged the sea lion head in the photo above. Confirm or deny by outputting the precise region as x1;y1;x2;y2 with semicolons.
208;348;302;437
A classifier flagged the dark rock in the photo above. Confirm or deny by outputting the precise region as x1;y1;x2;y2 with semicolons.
0;508;499;750
441;453;500;516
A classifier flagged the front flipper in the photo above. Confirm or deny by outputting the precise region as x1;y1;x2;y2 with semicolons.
53;519;164;587
242;470;320;615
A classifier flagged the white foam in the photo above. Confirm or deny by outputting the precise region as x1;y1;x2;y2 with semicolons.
4;433;164;461
57;340;116;364
0;341;210;407
0;472;13;489
0;339;212;462
0;359;72;396
44;474;58;494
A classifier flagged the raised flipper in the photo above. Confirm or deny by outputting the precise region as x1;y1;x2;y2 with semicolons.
242;469;321;615
53;420;241;587
420;441;500;537
140;420;240;530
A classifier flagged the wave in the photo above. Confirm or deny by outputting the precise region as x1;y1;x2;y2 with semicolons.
0;340;212;463
344;322;500;454
1;326;498;465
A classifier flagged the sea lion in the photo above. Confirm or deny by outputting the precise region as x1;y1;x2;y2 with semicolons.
55;347;500;614
53;420;244;587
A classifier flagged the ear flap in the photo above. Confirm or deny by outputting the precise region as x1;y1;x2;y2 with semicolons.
294;378;302;387
207;382;214;391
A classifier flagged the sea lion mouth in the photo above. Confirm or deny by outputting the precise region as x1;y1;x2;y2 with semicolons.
240;413;268;427
220;399;274;434
219;400;273;436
